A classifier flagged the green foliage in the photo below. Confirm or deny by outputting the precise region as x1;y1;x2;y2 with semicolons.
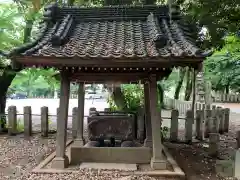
108;83;167;112
121;84;144;112
48;118;52;125
179;0;240;49
204;35;240;92
108;84;143;112
17;119;24;132
0;116;6;126
107;97;118;111
3;118;24;132
161;126;168;139
9;68;60;97
0;4;24;51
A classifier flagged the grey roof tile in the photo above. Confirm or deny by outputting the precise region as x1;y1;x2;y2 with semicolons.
10;3;212;60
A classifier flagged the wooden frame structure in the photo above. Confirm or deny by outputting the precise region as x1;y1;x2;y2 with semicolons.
1;3;212;170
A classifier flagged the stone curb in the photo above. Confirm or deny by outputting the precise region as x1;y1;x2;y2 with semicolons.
32;144;185;178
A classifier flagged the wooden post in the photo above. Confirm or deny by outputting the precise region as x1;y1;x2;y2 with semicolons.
24;106;32;137
149;75;166;170
72;107;78;139
52;71;70;169
144;82;152;147
196;110;204;140
170;109;179;142
41;106;49;137
191;68;196;122
8;106;17;135
185;110;193;143
74;82;85;146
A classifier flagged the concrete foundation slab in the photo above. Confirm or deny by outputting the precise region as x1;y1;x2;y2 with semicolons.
32;143;185;178
70;147;152;164
79;163;137;171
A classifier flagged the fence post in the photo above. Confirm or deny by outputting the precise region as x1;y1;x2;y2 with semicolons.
210;107;218;133
224;108;230;133
202;104;205;110
137;107;145;143
41;106;49;137
237;131;240;149
8;106;17;135
215;107;222;133
72;107;78;138
24;106;32;137
196;110;204;140
185;110;193;143
57;107;59;121
209;133;220;157
219;108;225;134
170;109;179;142
204;105;211;138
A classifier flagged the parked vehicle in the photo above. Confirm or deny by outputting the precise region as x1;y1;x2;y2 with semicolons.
85;92;104;99
8;93;27;99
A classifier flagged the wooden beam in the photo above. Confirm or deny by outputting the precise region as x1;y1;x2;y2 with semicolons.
69;71;171;83
16;56;202;69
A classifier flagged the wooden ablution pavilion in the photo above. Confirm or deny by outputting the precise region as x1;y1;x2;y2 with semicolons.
2;3;212;170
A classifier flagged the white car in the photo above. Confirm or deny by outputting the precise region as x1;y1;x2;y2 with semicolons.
85;92;104;99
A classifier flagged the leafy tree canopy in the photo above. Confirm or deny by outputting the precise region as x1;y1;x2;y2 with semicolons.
178;0;240;49
204;35;240;93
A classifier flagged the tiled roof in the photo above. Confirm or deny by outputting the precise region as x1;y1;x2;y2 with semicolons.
7;3;212;60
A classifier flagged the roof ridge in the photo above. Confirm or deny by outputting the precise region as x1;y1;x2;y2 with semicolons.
42;3;181;22
147;13;168;48
51;15;74;46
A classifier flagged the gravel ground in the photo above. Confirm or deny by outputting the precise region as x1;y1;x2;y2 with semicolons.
0;111;239;180
20;171;179;180
0;134;56;180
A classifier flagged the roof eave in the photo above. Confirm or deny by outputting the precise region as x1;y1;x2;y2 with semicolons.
13;55;204;69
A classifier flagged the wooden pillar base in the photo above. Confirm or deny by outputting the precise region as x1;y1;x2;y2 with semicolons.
144;138;152;148
150;157;167;170
51;155;69;169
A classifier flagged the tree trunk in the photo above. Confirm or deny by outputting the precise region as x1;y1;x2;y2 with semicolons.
0;68;17;130
157;83;164;107
67;0;75;5
174;68;186;100
108;86;128;111
225;84;229;94
0;18;34;131
184;68;193;101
